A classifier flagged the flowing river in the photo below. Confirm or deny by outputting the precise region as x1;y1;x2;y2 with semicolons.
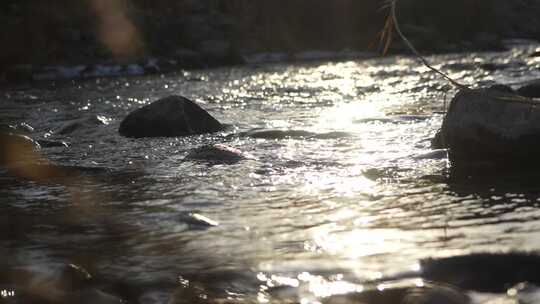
2;42;540;303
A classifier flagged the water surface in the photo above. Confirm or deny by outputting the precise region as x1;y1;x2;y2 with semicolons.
2;43;540;303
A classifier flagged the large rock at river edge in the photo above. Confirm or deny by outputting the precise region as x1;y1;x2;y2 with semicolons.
119;95;223;138
438;87;540;164
517;80;540;98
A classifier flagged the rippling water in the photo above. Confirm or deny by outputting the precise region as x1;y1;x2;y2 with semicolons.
2;43;540;303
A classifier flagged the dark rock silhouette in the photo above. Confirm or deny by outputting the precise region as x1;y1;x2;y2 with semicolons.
437;87;540;164
517;80;540;98
488;84;515;93
118;95;223;138
421;252;540;292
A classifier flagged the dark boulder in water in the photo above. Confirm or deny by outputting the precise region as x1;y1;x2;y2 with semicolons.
488;84;515;94
436;87;540;165
421;252;540;292
517;80;540;98
119;95;223;138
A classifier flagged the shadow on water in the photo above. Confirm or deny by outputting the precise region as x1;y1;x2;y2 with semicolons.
447;162;540;204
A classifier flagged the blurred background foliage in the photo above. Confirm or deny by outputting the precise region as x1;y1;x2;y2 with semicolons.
0;0;539;69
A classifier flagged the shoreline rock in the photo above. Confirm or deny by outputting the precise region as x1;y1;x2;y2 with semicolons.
517;80;540;98
436;87;540;165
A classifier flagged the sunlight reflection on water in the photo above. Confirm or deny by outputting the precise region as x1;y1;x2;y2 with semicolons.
3;43;540;303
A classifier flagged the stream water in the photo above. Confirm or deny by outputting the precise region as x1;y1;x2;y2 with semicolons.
2;42;540;303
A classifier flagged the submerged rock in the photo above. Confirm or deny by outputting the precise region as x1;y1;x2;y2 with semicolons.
184;144;248;164
0;132;109;182
0;122;34;134
56;115;108;135
488;84;515;94
37;139;70;148
402;285;470;304
479;62;509;71
437;87;540;164
119;95;223;138
324;282;469;304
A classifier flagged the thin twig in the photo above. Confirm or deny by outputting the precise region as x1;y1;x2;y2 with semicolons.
389;0;469;90
387;0;540;105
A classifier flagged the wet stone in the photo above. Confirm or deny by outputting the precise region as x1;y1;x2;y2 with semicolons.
184;144;247;164
421;253;540;293
488;84;515;93
402;285;470;304
179;212;219;229
56;115;108;135
37;139;69;148
437;87;540;164
517;80;540;98
119;95;223;138
441;62;476;71
323;282;469;304
0;123;34;134
479;63;510;72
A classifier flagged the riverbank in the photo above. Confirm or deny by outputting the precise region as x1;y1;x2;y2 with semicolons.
1;0;539;83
